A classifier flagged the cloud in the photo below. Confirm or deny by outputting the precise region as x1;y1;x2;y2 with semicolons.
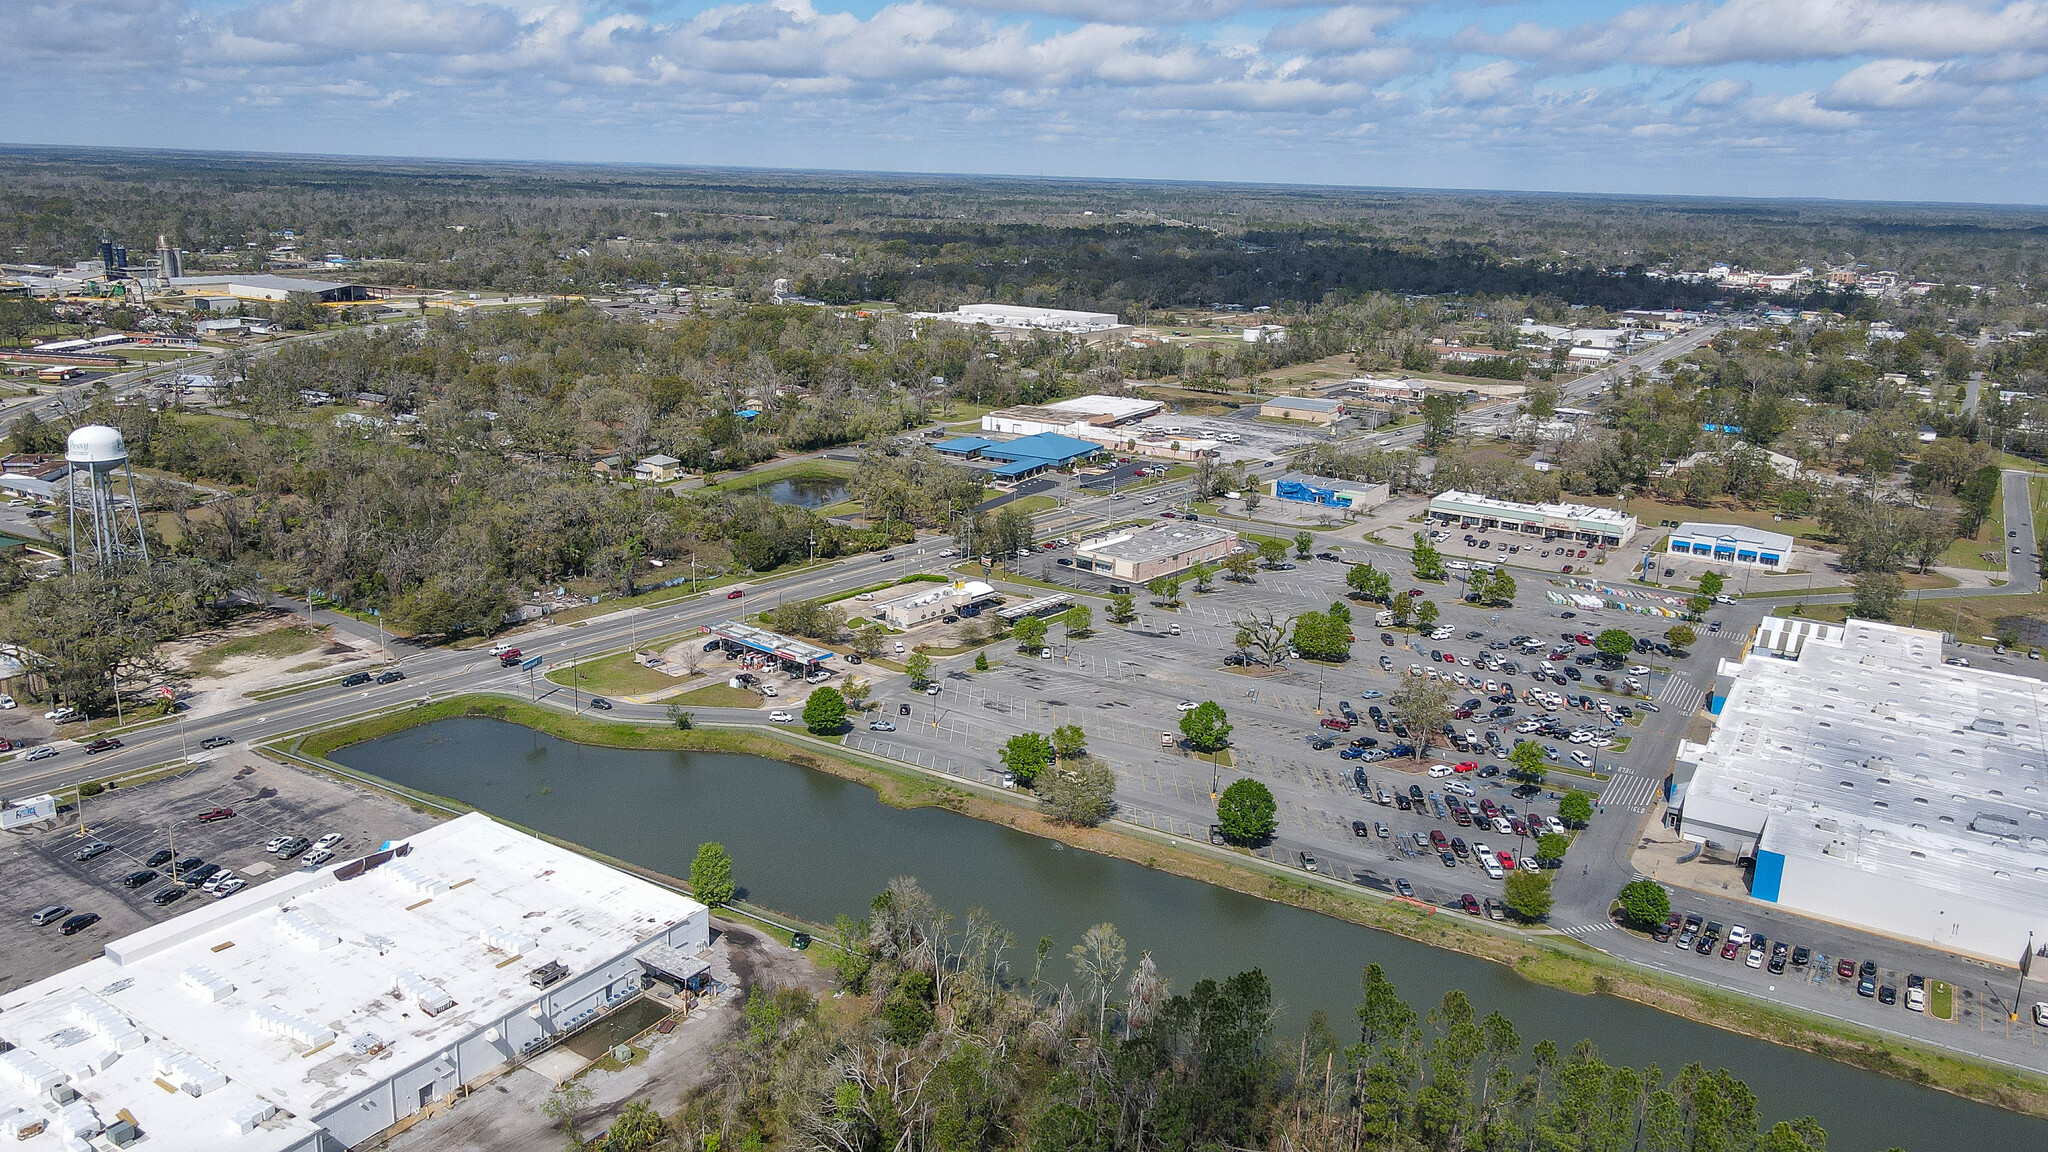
1443;60;1522;104
1689;77;1749;106
1263;6;1403;53
1821;59;1970;109
1741;91;1860;130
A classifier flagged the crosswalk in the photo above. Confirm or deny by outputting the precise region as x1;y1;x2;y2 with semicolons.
1657;676;1704;714
1559;922;1617;938
1600;770;1661;811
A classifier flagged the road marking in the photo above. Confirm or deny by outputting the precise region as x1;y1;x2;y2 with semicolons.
1560;922;1616;937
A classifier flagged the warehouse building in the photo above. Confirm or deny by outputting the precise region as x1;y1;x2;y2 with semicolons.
1073;522;1238;582
1258;396;1346;425
871;580;999;629
1426;490;1637;547
1665;522;1794;572
1673;618;2048;964
0;813;710;1151
916;303;1127;338
1270;472;1388;512
169;275;372;305
979;394;1161;438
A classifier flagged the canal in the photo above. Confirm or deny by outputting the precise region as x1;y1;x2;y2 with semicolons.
333;718;2039;1150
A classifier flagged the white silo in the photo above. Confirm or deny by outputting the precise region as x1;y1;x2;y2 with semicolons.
65;424;150;574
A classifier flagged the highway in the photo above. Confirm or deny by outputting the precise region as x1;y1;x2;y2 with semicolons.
0;547;953;797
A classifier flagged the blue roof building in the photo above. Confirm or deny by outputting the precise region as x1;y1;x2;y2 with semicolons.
933;436;997;457
977;432;1100;478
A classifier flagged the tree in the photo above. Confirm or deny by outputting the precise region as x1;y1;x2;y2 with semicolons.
1535;832;1571;866
691;842;736;906
803;685;847;734
1957;464;2001;536
1216;778;1277;844
974;650;989;671
1222;551;1258;581
1414;599;1439;630
1000;731;1053;786
1411;532;1446;580
1145;575;1182;606
1107;592;1137;623
1664;624;1696;648
1617;878;1673;930
1291;611;1351;662
1051;723;1087;763
1041;754;1116;826
1062;603;1093;638
1502;871;1554;922
1233;611;1290;665
1013;614;1049;651
1475;567;1515;606
852;624;887;660
1508;741;1547;783
665;705;695;731
1420;392;1461;448
1851;571;1904;620
541;1080;594;1136
1180;701;1233;753
904;651;933;686
602;1101;669;1152
1594;628;1634;658
1347;561;1391;602
1389;677;1451;760
1257;538;1288;567
1190;562;1215;592
1685;592;1714;619
1294;531;1315;559
1558;789;1595;827
1698;571;1725;599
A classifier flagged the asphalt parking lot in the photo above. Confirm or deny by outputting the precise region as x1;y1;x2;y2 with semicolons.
849;541;1723;913
0;751;441;993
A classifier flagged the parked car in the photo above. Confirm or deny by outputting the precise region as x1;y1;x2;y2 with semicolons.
74;840;112;862
151;887;186;906
30;904;71;926
214;878;247;898
303;848;336;869
146;849;174;868
196;808;234;823
60;912;100;935
122;869;158;888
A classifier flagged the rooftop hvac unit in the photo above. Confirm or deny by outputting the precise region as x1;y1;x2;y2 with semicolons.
153;1045;228;1095
481;925;536;957
392;969;457;1017
227;1099;277;1136
0;1047;67;1095
70;995;145;1052
55;1097;102;1140
0;1107;44;1139
180;964;235;1002
383;861;449;899
277;910;341;951
250;1005;336;1049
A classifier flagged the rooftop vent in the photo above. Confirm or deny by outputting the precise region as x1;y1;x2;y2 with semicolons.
393;969;457;1016
277;910;340;952
227;1099;276;1136
384;861;449;899
70;995;144;1052
180;965;234;1002
250;1004;335;1049
482;925;537;958
153;1044;228;1096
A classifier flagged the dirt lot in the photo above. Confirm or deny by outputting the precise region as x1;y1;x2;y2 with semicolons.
0;751;443;993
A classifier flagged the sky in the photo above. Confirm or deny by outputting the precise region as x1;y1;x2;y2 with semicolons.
6;0;2047;205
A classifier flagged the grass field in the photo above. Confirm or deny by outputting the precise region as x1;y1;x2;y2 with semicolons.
186;627;325;676
1008;494;1057;515
672;682;761;707
545;651;681;696
1613;496;1824;542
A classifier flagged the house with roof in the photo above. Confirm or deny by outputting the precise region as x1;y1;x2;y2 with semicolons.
632;455;683;483
931;432;1101;480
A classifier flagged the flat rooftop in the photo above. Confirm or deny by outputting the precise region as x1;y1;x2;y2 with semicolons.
1671;521;1794;551
1689;619;2048;911
0;813;705;1152
169;274;357;294
1429;489;1636;527
1076;521;1236;564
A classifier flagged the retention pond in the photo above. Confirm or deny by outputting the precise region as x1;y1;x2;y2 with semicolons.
333;717;2043;1151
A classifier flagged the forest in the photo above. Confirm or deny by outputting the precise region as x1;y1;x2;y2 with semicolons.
593;877;1847;1152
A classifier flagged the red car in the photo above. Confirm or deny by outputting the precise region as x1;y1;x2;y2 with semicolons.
1497;850;1517;871
197;808;234;823
1453;761;1477;773
1836;957;1856;979
1575;634;1592;645
1320;717;1352;731
726;589;744;599
1429;829;1449;850
1721;938;1743;960
1460;894;1482;915
1406;589;1424;597
1561;564;1574;573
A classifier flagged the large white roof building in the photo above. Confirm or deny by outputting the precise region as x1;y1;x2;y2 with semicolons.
1676;617;2048;963
0;813;708;1152
1426;490;1638;546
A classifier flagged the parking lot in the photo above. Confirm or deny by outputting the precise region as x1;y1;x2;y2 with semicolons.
847;535;1727;914
0;751;441;992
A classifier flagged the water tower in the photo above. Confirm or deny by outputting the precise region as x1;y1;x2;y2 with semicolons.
65;425;150;574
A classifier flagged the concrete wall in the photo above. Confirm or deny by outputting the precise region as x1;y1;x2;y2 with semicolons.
1771;851;2037;964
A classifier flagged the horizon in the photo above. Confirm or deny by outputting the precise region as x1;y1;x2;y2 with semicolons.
5;141;2046;216
6;0;2046;206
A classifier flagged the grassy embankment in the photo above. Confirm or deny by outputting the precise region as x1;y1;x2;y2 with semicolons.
286;694;2048;1121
